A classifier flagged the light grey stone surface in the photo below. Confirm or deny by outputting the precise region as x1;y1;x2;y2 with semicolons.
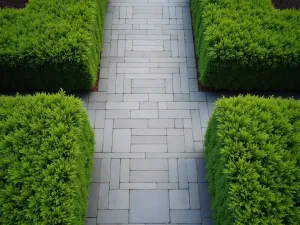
130;190;170;223
86;1;214;224
170;190;190;209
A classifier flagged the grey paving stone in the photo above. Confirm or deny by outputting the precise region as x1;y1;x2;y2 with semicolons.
148;19;171;24
198;183;213;217
118;40;126;57
89;92;107;102
167;102;198;109
184;129;194;152
187;67;197;79
164;40;171;51
189;183;200;209
98;183;109;210
196;158;206;183
199;102;209;127
120;159;130;183
95;153;145;159
207;101;215;117
120;183;157;189
140;102;158;109
191;110;202;142
123;78;132;94
107;102;139;109
180;63;189;94
85;218;96;225
188;79;198;92
124;94;149;102
175;119;184;128
112;129;131;152
127;6;133;19
126;18;147;24
107;94;123;102
92;158;102;182
88;102;106;110
194;141;204;153
132;88;166;94
167;128;184;136
148;119;174;128
190;92;207;102
132;79;165;88
109;190;129;209
157;182;179;189
131;144;168;153
169;159;178;182
146;153;204;159
170;190;190;209
97;210;128;224
183;119;192;128
174;94;190;102
103;119;113;152
114;119;147;128
95;129;104;152
170;210;201;223
95;110;105;128
106;110;130;118
187;159;197;182
168;135;185;152
116;74;124;94
110;159;120;189
130;171;168;182
158;102;167;110
130;159;168;170
187;57;196;68
159;110;191;119
125;40;133;51
118;63;158;68
131;110;158;119
132;129;167;136
125;57;149;63
178;159;188;189
163;6;169;19
100;159;111;182
99;79;109;92
87;183;100;217
110;40;118;57
108;63;117;93
150;67;179;74
130;190;170;223
171;40;179;57
131;136;167;144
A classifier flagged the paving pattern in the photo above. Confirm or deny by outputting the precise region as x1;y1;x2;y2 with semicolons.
84;0;214;224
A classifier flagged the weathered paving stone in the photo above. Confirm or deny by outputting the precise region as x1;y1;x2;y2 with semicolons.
189;183;200;209
130;190;170;223
178;159;188;189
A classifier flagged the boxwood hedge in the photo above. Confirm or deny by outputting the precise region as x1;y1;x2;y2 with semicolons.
0;0;107;90
204;95;300;225
191;0;300;91
0;91;95;225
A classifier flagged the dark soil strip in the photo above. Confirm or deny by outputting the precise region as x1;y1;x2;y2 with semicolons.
272;0;300;10
0;0;28;9
91;65;101;92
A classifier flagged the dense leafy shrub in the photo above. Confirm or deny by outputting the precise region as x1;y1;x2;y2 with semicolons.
0;0;107;90
191;0;300;91
0;91;95;224
204;95;300;225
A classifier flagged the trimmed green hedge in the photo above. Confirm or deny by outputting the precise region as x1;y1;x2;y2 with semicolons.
0;91;95;224
191;0;300;91
204;95;300;225
0;0;107;90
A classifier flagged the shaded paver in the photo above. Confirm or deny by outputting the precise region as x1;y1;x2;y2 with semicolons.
85;0;214;224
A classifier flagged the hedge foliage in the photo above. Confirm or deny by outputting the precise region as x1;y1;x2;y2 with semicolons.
191;0;300;91
0;0;107;90
204;95;300;225
0;91;95;225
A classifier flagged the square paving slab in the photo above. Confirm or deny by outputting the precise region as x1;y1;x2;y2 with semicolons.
130;190;170;223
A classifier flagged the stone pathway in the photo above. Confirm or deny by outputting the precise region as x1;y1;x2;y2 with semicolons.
84;0;214;224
